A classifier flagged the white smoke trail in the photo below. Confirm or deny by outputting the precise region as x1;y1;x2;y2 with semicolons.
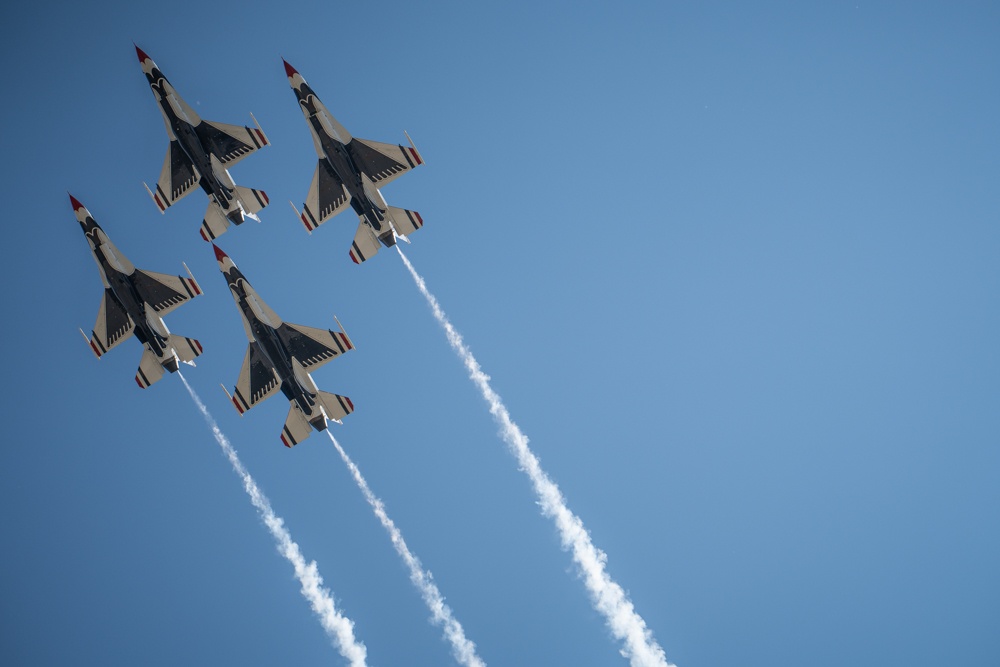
327;432;486;667
396;248;672;667
179;373;368;667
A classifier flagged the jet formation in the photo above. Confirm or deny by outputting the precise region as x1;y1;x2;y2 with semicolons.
72;195;204;388
74;49;430;444
137;46;271;242
284;60;425;263
214;245;356;447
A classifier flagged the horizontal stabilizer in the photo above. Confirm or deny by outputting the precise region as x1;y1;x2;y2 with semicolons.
281;404;313;448
349;218;381;264
277;322;353;372
317;391;354;422
234;185;269;216
200;203;231;242
168;334;203;364
135;348;166;389
231;343;281;415
387;206;424;238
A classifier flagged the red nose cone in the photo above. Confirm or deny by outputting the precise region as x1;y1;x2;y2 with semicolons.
68;193;84;211
282;59;298;79
135;45;150;63
213;244;228;262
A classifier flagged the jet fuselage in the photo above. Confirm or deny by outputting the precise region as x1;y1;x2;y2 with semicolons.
298;91;396;247
80;221;174;368
225;268;322;422
148;76;240;220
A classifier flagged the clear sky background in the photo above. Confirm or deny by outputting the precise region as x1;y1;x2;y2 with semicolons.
1;1;998;665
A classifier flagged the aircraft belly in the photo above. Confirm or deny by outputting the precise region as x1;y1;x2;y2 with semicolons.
282;376;316;418
255;336;285;376
253;330;298;400
263;352;317;419
175;135;214;191
349;197;367;218
279;379;297;402
174;127;204;166
320;137;360;183
133;322;167;360
109;282;144;330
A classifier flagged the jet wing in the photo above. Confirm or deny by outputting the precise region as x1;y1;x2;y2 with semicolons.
276;322;353;372
300;161;351;232
87;290;135;358
230;343;281;415
349;138;423;188
132;269;202;317
148;141;199;212
195;120;269;168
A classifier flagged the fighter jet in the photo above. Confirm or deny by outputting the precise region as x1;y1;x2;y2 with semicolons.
214;245;355;447
72;195;204;388
283;60;425;264
136;46;271;242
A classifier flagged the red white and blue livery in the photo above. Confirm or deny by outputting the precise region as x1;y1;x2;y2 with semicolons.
284;60;425;264
214;245;356;447
136;46;270;241
71;195;204;388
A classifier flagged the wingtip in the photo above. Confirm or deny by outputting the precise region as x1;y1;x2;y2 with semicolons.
135;44;150;63
282;59;298;79
68;193;84;211
212;244;228;262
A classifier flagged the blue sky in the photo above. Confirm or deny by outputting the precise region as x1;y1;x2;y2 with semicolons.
2;1;998;665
